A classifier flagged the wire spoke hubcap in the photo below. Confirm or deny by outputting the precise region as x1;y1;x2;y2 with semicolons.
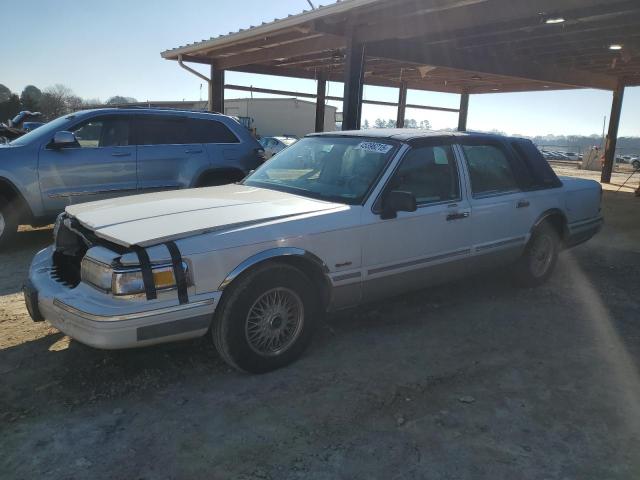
245;287;304;357
530;234;554;278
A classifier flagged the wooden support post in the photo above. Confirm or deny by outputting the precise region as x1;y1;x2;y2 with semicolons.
396;81;408;128
315;74;327;132
341;39;365;131
457;92;469;131
601;83;625;184
209;66;225;113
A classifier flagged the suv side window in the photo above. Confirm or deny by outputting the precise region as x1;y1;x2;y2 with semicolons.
135;116;188;145
184;118;240;144
389;145;460;205
71;116;130;147
462;144;518;196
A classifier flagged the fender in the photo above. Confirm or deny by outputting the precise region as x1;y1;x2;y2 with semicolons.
530;208;569;239
218;247;330;291
0;172;38;220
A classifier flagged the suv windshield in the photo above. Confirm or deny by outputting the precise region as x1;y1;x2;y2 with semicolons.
244;136;397;205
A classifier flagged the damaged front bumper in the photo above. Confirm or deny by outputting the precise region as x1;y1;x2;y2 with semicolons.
25;246;221;349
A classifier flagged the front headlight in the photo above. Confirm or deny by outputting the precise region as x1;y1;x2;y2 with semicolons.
81;258;189;296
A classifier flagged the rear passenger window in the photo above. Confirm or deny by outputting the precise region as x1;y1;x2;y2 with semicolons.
389;145;460;204
185;118;239;144
462;144;518;196
136;117;188;145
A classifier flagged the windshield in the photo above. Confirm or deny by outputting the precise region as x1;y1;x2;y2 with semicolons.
244;136;397;204
9;115;75;146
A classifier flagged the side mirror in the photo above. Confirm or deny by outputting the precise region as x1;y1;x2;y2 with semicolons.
381;190;417;220
50;131;78;149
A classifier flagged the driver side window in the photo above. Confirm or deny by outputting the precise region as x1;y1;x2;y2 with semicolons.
71;117;130;148
389;145;460;205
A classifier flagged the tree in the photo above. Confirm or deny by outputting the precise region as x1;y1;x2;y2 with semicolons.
106;96;137;105
419;120;431;130
20;85;43;112
363;119;370;129
38;84;82;120
0;93;21;123
374;118;387;128
0;84;12;103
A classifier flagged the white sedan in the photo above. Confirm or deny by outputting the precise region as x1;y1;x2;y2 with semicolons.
25;130;603;373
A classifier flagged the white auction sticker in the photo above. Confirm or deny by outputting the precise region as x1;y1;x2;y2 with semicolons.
356;142;393;154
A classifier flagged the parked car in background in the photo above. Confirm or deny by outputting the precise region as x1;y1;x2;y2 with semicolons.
26;130;603;373
259;135;298;159
0;108;265;247
22;121;45;132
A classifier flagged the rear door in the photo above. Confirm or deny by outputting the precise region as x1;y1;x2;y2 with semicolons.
191;117;244;174
134;115;209;192
457;139;535;264
38;114;136;213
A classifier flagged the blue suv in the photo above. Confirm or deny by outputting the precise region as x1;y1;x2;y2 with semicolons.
0;108;265;247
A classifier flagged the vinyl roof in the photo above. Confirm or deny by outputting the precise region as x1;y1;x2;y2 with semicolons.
162;0;640;94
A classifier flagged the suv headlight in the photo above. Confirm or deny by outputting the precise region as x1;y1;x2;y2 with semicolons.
81;257;189;296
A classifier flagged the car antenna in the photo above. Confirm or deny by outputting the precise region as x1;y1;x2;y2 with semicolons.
306;0;316;9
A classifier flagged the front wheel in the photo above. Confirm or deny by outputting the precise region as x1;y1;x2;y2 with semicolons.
212;263;319;373
514;223;559;287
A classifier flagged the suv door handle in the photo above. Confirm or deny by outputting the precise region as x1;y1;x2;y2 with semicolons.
185;149;203;154
446;212;470;221
111;152;131;157
517;200;530;209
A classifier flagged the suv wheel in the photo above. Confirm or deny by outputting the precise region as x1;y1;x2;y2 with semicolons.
0;194;19;249
632;159;640;170
212;263;319;373
514;223;559;287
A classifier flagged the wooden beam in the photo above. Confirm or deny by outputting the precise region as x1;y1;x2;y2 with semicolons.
215;35;345;70
601;82;625;183
396;81;408;128
457;92;469;131
315;74;327;132
366;40;619;90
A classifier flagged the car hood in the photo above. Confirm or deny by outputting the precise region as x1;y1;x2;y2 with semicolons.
66;184;347;248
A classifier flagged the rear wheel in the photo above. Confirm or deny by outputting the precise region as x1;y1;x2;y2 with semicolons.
212;263;319;373
0;194;19;249
514;223;559;287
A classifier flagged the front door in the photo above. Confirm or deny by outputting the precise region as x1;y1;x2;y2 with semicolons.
38;115;136;214
362;142;473;301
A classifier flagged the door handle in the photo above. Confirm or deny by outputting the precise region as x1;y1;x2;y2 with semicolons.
517;200;530;209
185;149;203;154
111;152;131;157
446;212;470;221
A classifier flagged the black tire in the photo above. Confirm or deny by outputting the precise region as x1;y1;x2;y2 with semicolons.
0;194;19;249
632;160;640;170
514;222;559;287
212;263;320;373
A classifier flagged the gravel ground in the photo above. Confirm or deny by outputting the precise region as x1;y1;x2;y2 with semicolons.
1;167;639;479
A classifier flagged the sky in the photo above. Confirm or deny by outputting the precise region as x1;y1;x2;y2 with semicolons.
1;0;638;137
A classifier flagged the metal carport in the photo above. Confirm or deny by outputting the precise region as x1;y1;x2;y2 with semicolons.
161;0;640;183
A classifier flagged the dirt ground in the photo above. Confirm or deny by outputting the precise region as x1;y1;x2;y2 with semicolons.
1;167;639;479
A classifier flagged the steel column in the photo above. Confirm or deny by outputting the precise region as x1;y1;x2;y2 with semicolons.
315;74;327;132
341;39;365;130
396;81;408;128
209;66;225;113
601;83;625;183
457;92;469;131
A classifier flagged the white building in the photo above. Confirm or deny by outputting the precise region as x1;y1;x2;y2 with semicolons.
223;98;337;138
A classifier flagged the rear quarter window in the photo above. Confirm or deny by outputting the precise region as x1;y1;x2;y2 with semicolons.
185;118;239;144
